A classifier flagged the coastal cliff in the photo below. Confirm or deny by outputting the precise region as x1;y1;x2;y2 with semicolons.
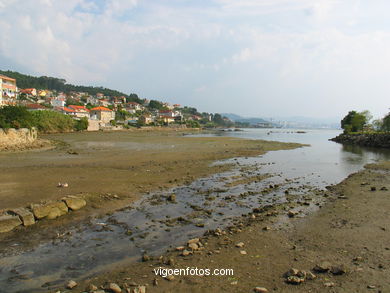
330;132;390;148
0;128;50;151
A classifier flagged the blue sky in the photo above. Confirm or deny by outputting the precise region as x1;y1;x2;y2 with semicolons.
0;0;389;120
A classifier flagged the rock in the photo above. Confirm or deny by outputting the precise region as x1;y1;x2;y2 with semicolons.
370;186;376;191
187;238;200;244
167;194;176;202
287;210;298;218
324;282;335;287
367;285;376;289
142;253;150;262
284;268;299;277
66;280;77;289
380;186;388;191
32;202;68;219
313;261;332;273
63;196;87;211
235;242;245;248
166;257;175;266
0;214;22;233
108;282;122;293
175;246;185;251
181;249;192;256
188;242;199;250
262;226;271;231
331;264;347;275
47;207;64;220
240;250;247;255
253;287;268;293
133;286;146;293
286;276;304;285
88;284;98;291
165;275;174;281
10;208;35;226
153;278;158;286
306;271;316;280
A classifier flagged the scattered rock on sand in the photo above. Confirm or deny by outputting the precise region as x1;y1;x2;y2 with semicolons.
286;275;304;285
235;242;245;248
66;280;77;289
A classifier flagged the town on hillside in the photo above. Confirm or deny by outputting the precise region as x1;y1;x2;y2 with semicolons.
0;73;233;131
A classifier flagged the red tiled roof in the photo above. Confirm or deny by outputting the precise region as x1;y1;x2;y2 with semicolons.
63;107;76;113
0;74;16;82
91;106;112;111
26;103;46;110
68;105;89;112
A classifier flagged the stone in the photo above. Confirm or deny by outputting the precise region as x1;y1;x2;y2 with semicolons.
10;208;35;226
187;238;200;244
284;268;299;277
288;210;298;218
66;280;77;289
166;257;175;266
188;242;199;250
235;242;245;248
313;261;332;273
108;283;122;293
47;207;64;220
153;278;158;286
167;194;176;202
0;214;22;233
133;286;146;293
32;202;68;219
165;275;174;281
240;250;247;255
175;246;185;251
331;264;347;275
324;282;335;287
63;196;87;211
181;249;192;256
306;271;317;280
286;276;304;285
142;253;150;262
370;186;376;191
262;226;271;231
88;284;98;291
254;287;268;293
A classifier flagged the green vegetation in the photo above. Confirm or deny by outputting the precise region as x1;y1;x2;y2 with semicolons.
0;106;88;133
341;110;390;133
0;70;128;98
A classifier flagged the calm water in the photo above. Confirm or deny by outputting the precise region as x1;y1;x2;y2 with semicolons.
1;129;389;293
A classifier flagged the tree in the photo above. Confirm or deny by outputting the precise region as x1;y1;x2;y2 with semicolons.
148;100;165;110
341;111;367;133
381;113;390;131
74;117;89;131
0;106;34;129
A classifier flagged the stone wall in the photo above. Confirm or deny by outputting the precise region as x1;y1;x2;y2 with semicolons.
330;133;390;148
0;128;38;150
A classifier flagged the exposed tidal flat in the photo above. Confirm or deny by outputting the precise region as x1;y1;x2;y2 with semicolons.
0;129;389;292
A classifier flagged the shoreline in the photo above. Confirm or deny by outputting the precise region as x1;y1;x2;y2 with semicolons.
65;161;390;293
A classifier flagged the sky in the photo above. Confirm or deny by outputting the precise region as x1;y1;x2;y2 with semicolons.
0;0;389;121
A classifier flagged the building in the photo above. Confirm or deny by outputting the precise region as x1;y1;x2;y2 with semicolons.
20;88;37;97
0;74;17;106
26;103;48;111
90;106;115;124
139;114;153;125
61;105;90;118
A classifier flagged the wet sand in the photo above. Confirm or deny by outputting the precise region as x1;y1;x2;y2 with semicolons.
69;161;390;293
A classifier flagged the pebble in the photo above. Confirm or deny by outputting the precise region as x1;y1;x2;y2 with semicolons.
181;249;192;256
286;276;304;285
235;242;245;248
240;250;247;255
66;280;77;289
253;287;268;293
324;282;335;287
175;246;185;251
313;261;332;273
187;238;200;244
88;284;98;291
188;242;199;250
331;264;347;275
165;275;175;281
108;283;122;293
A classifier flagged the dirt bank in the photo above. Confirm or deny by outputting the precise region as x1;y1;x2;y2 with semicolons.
71;162;390;293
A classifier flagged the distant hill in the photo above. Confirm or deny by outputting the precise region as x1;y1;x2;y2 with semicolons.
222;113;271;125
0;70;128;97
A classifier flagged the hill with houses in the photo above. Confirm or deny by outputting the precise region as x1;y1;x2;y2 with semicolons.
0;70;234;131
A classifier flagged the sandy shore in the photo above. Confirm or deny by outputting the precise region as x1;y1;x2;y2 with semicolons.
68;161;390;293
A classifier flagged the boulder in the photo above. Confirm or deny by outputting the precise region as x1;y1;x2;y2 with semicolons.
0;214;22;233
108;283;122;293
32;202;68;219
10;208;35;226
62;196;86;211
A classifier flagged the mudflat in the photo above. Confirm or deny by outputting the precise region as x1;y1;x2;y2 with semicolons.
0;130;300;214
70;161;390;293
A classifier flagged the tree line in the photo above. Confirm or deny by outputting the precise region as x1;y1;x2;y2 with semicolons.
341;110;390;133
